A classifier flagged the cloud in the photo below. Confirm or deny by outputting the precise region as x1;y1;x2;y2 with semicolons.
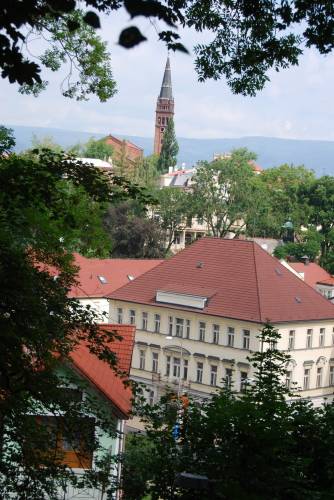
1;10;334;142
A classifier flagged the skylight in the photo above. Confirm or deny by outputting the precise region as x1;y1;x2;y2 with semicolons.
295;296;302;303
127;275;135;281
98;275;108;284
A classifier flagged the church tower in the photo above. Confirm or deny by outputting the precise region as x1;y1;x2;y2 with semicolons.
154;56;174;155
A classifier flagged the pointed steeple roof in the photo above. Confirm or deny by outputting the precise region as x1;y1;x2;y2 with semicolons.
159;56;173;99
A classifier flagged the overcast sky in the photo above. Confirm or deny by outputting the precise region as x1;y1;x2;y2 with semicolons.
1;8;334;141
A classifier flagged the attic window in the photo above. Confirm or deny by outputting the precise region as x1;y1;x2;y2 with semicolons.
295;296;302;303
98;275;108;284
127;275;135;281
156;290;208;309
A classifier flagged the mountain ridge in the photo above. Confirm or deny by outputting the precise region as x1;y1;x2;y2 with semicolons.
7;124;334;176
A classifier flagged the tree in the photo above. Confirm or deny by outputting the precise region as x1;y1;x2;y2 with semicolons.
190;148;259;238
2;2;334;97
153;187;190;252
251;164;315;238
274;229;322;262
132;154;160;189
0;149;149;497
104;201;165;258
0;125;15;155
157;118;179;173
301;176;334;272
122;324;334;499
70;137;114;161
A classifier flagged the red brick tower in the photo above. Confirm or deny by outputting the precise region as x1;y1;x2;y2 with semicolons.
154;56;174;155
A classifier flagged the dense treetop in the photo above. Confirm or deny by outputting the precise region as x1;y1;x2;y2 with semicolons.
1;1;334;97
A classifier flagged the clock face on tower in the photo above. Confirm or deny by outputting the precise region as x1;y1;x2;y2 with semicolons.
154;57;174;155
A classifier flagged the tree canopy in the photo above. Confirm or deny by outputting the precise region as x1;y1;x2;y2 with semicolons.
0;125;15;155
122;324;334;499
157;118;179;173
2;1;334;97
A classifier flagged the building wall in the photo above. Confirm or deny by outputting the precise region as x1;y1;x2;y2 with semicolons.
109;300;334;407
77;298;109;323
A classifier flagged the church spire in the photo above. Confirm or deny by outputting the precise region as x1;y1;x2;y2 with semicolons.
159;56;173;99
154;56;175;155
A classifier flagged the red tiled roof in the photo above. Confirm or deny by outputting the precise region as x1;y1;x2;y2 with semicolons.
289;262;334;288
69;324;135;418
70;254;163;299
109;238;334;323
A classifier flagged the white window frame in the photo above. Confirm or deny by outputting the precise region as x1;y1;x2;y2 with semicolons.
316;367;323;388
288;330;295;350
142;312;148;331
152;352;159;373
227;327;235;347
330;366;334;386
319;328;325;347
168;316;173;336
175;318;184;338
306;329;313;348
173;357;181;378
199;322;206;342
243;330;250;350
303;368;310;390
129;309;136;325
154;314;161;333
212;324;220;344
117;308;123;324
196;362;203;383
210;365;218;386
183;359;188;380
139;349;146;370
166;355;171;376
185;319;191;339
225;368;233;388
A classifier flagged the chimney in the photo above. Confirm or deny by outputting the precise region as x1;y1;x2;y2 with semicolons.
301;255;310;266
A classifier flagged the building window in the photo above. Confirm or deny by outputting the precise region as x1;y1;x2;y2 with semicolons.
149;390;155;406
243;330;250;350
129;310;136;325
198;322;206;342
168;316;173;336
210;365;218;386
330;366;334;386
316;367;323;388
225;368;233;388
288;330;295;350
332;327;334;346
240;372;248;393
175;318;184;338
185;319;191;339
174;232;181;245
142;312;148;330
303;368;310;390
227;327;235;347
154;314;161;333
319;328;325;347
35;416;94;469
152;352;159;373
196;362;203;383
139;350;146;370
166;355;171;376
173;357;181;378
212;324;220;344
117;308;123;324
306;329;313;348
183;359;188;380
285;371;292;389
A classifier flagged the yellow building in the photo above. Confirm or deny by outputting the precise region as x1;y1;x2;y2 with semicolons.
109;238;334;410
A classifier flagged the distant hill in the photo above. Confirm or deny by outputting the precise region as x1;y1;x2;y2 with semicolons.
8;124;334;176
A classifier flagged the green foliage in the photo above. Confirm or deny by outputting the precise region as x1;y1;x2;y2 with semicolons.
249;164;315;238
70;137;114;161
29;134;63;153
104;200;165;258
0;125;15;155
274;230;321;262
153;187;190;252
191;148;259;238
18;9;117;101
301;176;334;272
132;154;160;189
0;149;150;496
2;1;334;96
123;324;334;499
157;118;179;173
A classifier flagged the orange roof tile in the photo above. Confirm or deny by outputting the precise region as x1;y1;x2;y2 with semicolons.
109;238;334;323
70;254;163;299
289;262;334;288
69;324;135;418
